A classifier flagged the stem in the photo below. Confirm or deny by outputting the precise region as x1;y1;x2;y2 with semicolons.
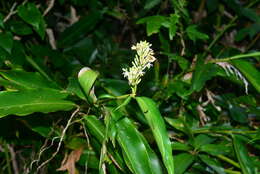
224;169;241;174
216;155;240;169
193;129;256;134
131;85;137;96
209;51;260;63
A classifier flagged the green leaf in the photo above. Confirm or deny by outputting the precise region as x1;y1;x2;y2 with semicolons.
0;70;60;90
84;115;105;144
172;142;192;152
169;14;179;40
115;116;162;174
17;3;45;39
78;67;99;103
174;153;195;174
199;154;225;174
144;0;161;10
186;25;209;41
58;10;102;48
232;59;260;93
0;32;13;54
229;104;248;123
84;115;126;172
136;97;174;174
233;135;257;174
10;21;33;35
0;89;76;118
137;16;167;36
67;77;86;100
192;134;215;150
192;60;218;92
200;144;231;156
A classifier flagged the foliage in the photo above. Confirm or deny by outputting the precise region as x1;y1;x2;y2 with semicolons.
0;0;259;174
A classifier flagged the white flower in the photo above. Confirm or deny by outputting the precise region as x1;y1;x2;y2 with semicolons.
123;40;156;86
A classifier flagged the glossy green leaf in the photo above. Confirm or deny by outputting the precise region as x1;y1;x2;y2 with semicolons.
172;142;192;152
0;70;60;90
0;32;13;54
17;3;45;39
84;115;105;143
174;153;195;174
84;115;125;172
192;134;215;150
199;154;225;174
115;117;162;174
233;135;257;174
0;89;76;118
200;144;231;156
78;67;99;102
67;77;86;100
136;97;174;174
232;59;260;93
58;11;102;48
186;25;209;41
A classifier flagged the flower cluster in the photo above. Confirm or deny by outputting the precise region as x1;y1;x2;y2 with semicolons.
122;41;156;86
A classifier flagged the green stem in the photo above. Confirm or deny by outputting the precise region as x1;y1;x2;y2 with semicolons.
224;169;241;174
209;52;260;63
131;85;137;96
193;129;257;135
216;155;240;169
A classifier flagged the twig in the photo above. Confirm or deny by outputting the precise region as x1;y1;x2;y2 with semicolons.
7;145;19;174
46;28;57;49
43;0;55;16
36;107;80;172
3;2;17;23
69;6;79;25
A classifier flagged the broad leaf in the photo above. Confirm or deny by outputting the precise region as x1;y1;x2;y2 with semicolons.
115;116;162;174
78;67;99;103
0;70;60;90
0;89;76;118
174;153;195;174
17;3;45;39
199;154;225;174
233;135;257;174
0;32;13;54
136;97;174;174
232;59;260;93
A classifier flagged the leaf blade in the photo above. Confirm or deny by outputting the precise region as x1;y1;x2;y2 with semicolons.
136;97;174;174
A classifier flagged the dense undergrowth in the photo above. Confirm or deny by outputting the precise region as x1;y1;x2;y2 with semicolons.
0;0;259;174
